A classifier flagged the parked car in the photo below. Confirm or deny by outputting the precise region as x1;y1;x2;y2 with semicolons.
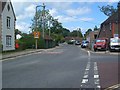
109;37;120;52
67;40;75;44
81;40;89;48
94;38;108;51
75;40;81;45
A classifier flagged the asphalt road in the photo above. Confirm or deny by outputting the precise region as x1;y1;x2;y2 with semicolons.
2;44;119;89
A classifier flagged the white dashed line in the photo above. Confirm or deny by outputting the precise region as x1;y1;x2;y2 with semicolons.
82;79;89;84
94;75;99;79
83;75;89;78
87;51;90;57
94;62;101;88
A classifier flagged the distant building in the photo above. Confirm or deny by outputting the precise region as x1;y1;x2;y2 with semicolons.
0;0;16;51
86;30;99;43
98;1;120;39
86;30;99;49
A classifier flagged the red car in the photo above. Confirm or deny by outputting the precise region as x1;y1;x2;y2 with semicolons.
94;38;108;51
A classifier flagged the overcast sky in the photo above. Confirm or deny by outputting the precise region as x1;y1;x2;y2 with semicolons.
11;0;118;34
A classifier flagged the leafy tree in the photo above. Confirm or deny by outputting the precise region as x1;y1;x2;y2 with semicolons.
62;28;70;37
15;29;22;39
84;29;92;38
70;30;83;38
19;34;45;49
94;26;98;31
99;5;117;16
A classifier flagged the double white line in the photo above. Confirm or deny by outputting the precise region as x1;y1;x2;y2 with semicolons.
80;51;101;89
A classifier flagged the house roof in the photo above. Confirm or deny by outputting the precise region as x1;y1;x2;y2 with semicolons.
102;11;118;25
44;35;53;40
1;0;16;20
2;2;6;11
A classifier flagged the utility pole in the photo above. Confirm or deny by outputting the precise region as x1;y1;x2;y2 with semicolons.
42;3;45;39
48;21;51;36
35;3;46;49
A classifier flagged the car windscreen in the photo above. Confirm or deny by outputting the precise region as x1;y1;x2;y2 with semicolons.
111;39;120;43
96;40;105;42
82;41;89;43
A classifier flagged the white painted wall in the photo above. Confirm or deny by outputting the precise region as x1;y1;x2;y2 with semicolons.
2;1;15;51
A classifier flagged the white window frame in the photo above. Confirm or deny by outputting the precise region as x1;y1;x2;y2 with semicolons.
7;16;10;29
6;35;12;47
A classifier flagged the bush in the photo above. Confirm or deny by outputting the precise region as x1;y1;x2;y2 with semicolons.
17;40;26;50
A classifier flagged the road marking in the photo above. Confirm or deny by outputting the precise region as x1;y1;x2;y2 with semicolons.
80;60;91;87
87;51;90;57
94;62;101;88
104;84;120;90
94;75;99;78
82;79;88;84
83;75;89;78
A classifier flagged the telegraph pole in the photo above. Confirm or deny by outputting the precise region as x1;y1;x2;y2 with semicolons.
42;3;45;39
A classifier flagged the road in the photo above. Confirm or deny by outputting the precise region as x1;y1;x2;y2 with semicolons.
2;44;119;89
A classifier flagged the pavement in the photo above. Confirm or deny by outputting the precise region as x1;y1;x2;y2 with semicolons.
1;46;59;60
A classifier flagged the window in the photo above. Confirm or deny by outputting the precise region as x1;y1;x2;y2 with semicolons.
7;17;10;28
109;23;112;31
6;35;12;46
7;4;10;11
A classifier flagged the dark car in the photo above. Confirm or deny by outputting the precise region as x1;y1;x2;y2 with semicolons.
67;40;75;45
75;40;81;45
81;40;89;48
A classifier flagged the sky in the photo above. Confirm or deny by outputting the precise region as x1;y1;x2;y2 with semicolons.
11;0;119;34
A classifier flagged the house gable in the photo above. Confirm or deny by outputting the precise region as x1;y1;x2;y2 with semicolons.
2;0;16;20
1;0;16;51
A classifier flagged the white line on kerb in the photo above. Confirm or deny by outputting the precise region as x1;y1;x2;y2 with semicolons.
87;51;90;57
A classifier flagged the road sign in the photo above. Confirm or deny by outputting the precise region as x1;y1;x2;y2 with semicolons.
34;31;40;39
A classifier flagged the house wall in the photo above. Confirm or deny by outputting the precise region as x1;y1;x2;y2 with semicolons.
0;2;2;45
2;1;15;51
99;23;113;39
118;23;120;38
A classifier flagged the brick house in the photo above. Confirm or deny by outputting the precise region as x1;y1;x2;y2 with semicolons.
98;2;120;39
0;0;16;51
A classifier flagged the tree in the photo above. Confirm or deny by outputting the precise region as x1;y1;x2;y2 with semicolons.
70;30;83;38
15;29;22;40
30;5;71;44
84;29;92;38
99;5;117;16
94;26;98;31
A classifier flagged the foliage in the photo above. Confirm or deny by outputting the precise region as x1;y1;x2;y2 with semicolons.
19;34;45;49
70;30;83;37
31;7;71;43
15;29;22;39
99;5;117;16
94;26;98;31
84;28;92;38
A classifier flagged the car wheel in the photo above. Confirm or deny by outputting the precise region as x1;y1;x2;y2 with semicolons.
94;48;97;52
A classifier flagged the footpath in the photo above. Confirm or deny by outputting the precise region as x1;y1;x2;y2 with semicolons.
1;47;58;60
